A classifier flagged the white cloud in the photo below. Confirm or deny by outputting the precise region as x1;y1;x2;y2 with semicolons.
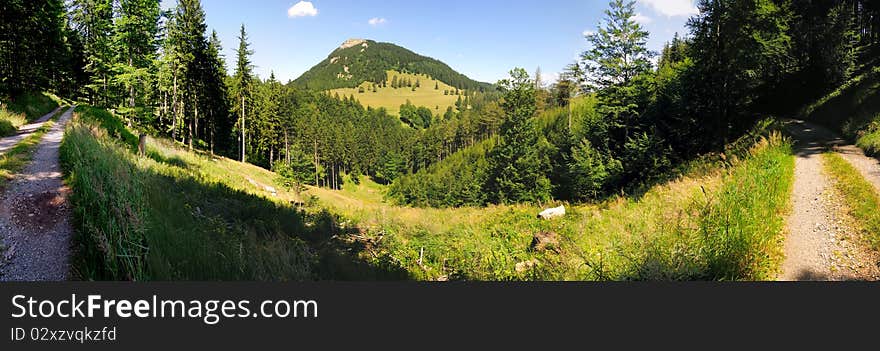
288;1;318;18
368;17;387;26
639;0;699;17
631;13;652;24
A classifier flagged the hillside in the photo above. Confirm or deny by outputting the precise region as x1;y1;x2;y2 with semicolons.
293;39;493;92
58;105;796;281
328;70;466;116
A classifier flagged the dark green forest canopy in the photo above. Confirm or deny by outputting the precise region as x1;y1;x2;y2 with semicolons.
292;39;494;92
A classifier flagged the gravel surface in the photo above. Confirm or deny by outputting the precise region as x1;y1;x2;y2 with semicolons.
0;106;62;155
780;120;880;281
0;106;75;281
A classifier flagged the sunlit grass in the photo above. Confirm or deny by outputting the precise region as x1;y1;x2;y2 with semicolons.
308;133;793;281
822;152;880;250
329;70;463;116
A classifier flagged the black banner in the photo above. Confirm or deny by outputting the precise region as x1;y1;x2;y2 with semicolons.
0;283;877;349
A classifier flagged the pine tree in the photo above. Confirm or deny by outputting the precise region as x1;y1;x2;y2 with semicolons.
688;0;792;143
583;0;653;90
487;68;551;204
204;30;232;155
233;24;254;162
69;0;115;104
113;0;161;125
581;0;654;157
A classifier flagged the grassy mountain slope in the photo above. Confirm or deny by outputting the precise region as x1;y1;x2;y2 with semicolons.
61;106;408;280
329;70;465;116
293;39;493;92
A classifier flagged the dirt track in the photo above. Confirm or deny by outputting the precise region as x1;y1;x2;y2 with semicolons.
0;106;75;281
780;120;880;281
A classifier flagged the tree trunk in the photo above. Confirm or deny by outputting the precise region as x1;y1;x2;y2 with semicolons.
161;90;167;130
172;73;178;141
128;57;135;127
241;95;246;163
189;97;196;150
314;138;319;186
210;110;215;156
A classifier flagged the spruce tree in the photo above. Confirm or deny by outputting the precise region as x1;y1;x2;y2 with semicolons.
487;68;552;204
233;24;254;162
113;0;161;125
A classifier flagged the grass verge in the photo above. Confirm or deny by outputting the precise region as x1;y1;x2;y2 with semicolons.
822;152;880;249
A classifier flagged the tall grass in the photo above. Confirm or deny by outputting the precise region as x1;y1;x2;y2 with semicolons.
694;134;794;280
822;152;880;249
61;123;148;280
356;126;795;281
61;106;408;281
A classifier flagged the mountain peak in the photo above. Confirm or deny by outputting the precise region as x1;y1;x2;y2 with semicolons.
339;38;369;50
294;40;492;92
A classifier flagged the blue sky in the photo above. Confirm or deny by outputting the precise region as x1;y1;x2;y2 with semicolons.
160;0;699;84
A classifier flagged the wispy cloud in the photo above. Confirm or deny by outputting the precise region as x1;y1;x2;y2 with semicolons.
368;17;387;26
638;0;699;17
631;13;652;24
288;1;318;18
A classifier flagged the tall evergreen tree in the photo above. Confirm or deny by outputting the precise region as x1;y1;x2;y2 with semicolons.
581;0;654;146
233;24;255;162
687;0;792;143
113;0;161;125
487;68;552;204
69;0;115;104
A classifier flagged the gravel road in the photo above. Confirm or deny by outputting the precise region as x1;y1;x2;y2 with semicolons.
780;120;880;281
0;106;75;281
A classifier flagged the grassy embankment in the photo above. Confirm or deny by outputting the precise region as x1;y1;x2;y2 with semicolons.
329;70;463;116
63;105;794;281
61;106;408;281
312;122;795;281
822;153;880;250
0;104;68;189
0;92;62;136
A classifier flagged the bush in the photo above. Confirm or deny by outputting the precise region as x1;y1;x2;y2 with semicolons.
0;118;15;137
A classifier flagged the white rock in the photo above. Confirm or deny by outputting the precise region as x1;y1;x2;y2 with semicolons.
538;206;566;220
